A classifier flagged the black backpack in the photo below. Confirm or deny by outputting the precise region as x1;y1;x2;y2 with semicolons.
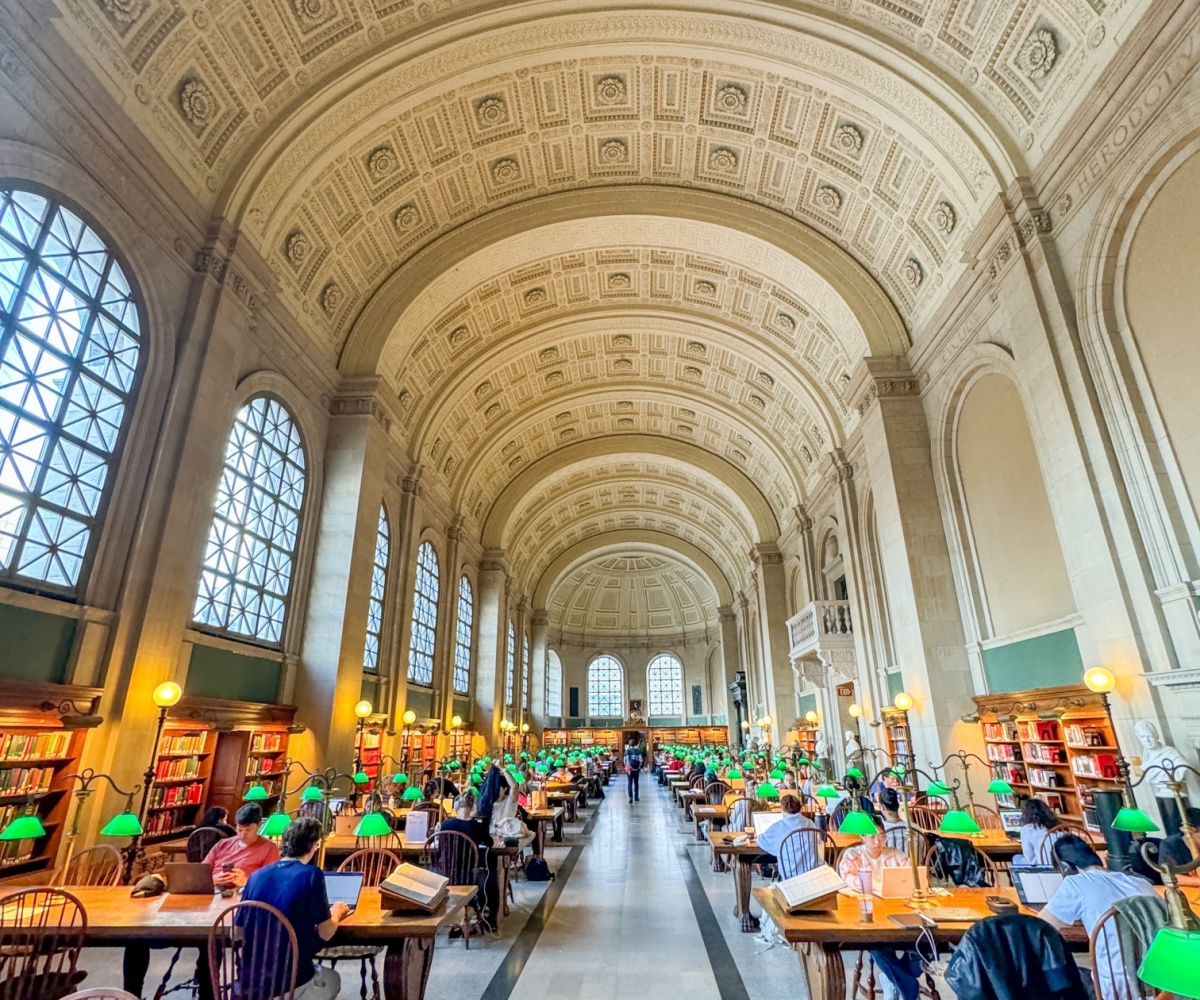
526;857;554;882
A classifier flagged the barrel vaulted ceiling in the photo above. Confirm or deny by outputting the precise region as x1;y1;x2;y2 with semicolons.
35;0;1149;608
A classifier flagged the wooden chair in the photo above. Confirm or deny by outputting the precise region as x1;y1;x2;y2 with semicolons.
1089;901;1164;1000
0;887;87;1000
909;804;946;833
689;773;706;790
703;781;730;805
883;825;927;859
851;953;941;999
923;841;999;889
208;900;298;1000
966;803;1004;830
186;826;228;863
316;849;401;1000
61;992;140;1000
56;845;122;887
424;831;484;947
776;828;838;879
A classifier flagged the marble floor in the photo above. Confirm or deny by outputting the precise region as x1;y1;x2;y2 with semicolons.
76;777;808;1000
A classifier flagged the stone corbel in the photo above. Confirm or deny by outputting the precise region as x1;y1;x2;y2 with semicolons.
847;357;923;419
797;657;831;689
330;376;397;433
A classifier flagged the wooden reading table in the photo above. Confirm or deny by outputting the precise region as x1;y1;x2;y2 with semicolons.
524;806;565;856
677;788;705;822
693;803;727;844
17;885;473;1000
547;790;580;822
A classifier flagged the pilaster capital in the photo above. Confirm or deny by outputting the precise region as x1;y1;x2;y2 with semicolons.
717;606;737;624
446;514;465;543
750;542;783;567
399;464;424;496
531;610;549;628
847;357;924;418
736;591;750;612
480;549;508;574
793;504;815;533
330;376;397;433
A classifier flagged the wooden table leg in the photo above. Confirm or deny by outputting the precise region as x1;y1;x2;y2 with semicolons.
694;813;702;842
498;858;510;917
796;941;845;1000
733;856;760;933
383;936;435;1000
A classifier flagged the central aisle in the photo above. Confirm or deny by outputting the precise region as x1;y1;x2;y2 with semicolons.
506;784;723;1000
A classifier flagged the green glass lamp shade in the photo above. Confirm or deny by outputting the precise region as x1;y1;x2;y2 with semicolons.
99;811;143;837
504;754;514;764
470;774;482;786
554;759;565;767
1138;926;1200;996
987;779;1014;796
537;751;546;758
726;768;743;780
0;814;47;841
890;766;906;777
768;769;786;781
535;763;550;774
300;785;325;802
451;759;463;769
839;810;881;836
392;772;409;785
509;767;523;780
846;767;866;780
816;784;841;799
352;771;370;785
756;782;780;800
797;757;811;767
401;785;425;802
260;812;291;838
243;784;270;801
1112;807;1161;834
354;812;393;838
938;810;982;835
927;781;953;798
483;757;493;765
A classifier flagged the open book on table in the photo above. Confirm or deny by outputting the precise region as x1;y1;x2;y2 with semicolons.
379;862;450;913
771;864;844;914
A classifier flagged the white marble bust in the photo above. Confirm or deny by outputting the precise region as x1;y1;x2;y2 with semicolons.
844;729;861;760
815;731;828;760
1133;720;1189;798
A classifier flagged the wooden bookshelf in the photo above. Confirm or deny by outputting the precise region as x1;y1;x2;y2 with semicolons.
208;727;291;818
143;725;216;842
973;685;1122;832
0;682;101;882
881;707;911;767
354;723;382;792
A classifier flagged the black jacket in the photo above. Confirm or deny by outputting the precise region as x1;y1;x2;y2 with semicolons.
945;913;1087;1000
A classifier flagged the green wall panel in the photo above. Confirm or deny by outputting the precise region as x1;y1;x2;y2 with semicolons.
797;692;818;718
452;698;472;722
0;604;77;683
982;628;1084;694
405;689;434;719
186;645;281;703
886;671;905;703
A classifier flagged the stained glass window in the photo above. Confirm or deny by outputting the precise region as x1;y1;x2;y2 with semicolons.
588;655;623;718
0;188;142;592
453;576;473;695
406;540;439;684
504;619;515;707
647;653;684;716
193;396;306;644
546;649;562;717
362;506;389;671
522;632;530;711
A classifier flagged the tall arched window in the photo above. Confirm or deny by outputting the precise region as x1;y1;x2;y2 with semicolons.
546;650;562;717
453;576;473;695
647;653;684;716
521;632;530;711
0;188;143;592
362;506;389;671
406;540;439;684
193;396;306;644
588;655;623;718
504;620;515;706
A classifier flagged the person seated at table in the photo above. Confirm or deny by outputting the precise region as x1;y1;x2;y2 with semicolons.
488;765;521;838
836;828;910;885
1039;834;1157;1000
687;758;706;783
423;768;460;801
204;802;279;888
240;817;350;1000
201;805;236;837
878;787;906;832
1014;797;1061;865
440;790;499;931
755;794;818;876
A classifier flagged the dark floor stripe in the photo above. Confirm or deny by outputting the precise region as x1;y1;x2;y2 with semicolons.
663;784;753;1000
478;792;604;1000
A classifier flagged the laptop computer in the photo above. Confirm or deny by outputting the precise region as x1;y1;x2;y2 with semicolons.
323;871;366;911
163;862;215;895
752;812;783;838
333;813;360;837
1010;865;1064;909
875;865;928;899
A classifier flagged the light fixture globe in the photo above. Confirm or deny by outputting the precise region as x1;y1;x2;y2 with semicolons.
848;703;863;718
1084;667;1117;695
805;711;818;724
451;715;463;728
402;710;417;726
152;681;182;708
893;692;914;712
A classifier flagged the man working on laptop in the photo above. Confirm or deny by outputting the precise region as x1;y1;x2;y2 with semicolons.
754;794;817;877
203;802;279;888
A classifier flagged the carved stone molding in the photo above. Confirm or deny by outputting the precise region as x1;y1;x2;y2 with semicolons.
799;659;831;688
750;543;784;567
329;393;393;432
480;549;508;574
531;610;549;627
793;504;815;533
399;465;424;496
718;606;737;624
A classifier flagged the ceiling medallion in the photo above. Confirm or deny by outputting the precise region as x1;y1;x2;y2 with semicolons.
491;158;521;184
475;96;509;127
833;123;864;155
1018;28;1059;80
599;139;628;163
292;0;334;27
102;0;145;24
284;231;310;266
524;287;548;305
394;204;420;231
932;201;957;235
366;146;397;180
595;76;628;106
708;147;739;172
814;184;843;212
320;282;342;314
608;272;632;289
694;280;716;297
715;84;748;114
178;78;216;130
901;258;924;289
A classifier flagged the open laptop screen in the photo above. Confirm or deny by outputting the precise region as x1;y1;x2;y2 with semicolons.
1010;865;1064;909
323;871;366;909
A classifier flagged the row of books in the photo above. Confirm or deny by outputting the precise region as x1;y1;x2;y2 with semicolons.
1018;720;1061;742
1064;724;1110;748
1071;753;1118;779
1036;791;1068;812
0;732;71;761
155;756;201;780
986;743;1021;762
0;767;56;796
1024;743;1067;764
1028;767;1066;789
144;812;192;836
982;722;1019;743
148;782;204;808
250;733;285;752
246;756;283;777
159;733;206;755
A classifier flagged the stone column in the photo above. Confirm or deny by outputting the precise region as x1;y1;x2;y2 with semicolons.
294;380;396;773
436;517;463;728
752;542;795;731
717;606;740;724
849;357;973;766
530;610;549;734
474;551;509;747
384;468;423;726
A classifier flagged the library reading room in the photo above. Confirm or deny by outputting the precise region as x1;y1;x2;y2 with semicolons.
2;1;1200;998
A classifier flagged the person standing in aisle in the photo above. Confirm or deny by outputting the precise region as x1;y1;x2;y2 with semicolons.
624;739;644;803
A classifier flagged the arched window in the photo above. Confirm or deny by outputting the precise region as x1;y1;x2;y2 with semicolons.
406;540;439;684
193;396;306;644
521;632;530;711
362;506;389;671
546;649;562;717
453;576;473;695
504;620;515;706
647;653;684;716
588;655;623;718
0;188;143;592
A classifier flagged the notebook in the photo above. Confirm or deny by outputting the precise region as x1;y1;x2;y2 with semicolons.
752;812;783;838
1010;865;1064;909
323;871;365;910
